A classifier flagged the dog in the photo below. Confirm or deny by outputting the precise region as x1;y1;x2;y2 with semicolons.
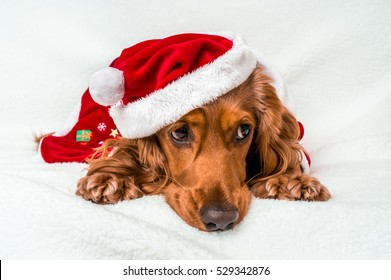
76;66;330;232
38;33;330;231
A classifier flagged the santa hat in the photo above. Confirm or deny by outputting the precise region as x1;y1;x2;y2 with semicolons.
39;32;308;171
88;33;294;138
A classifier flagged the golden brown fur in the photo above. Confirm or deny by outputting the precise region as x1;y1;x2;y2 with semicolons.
76;66;330;231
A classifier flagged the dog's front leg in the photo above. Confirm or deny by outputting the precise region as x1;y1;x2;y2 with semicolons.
76;172;143;204
251;171;330;201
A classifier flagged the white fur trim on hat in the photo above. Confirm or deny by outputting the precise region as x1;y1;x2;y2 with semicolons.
89;67;125;106
110;34;258;139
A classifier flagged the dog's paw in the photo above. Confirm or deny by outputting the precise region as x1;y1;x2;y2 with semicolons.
76;173;143;204
252;174;330;201
286;174;330;201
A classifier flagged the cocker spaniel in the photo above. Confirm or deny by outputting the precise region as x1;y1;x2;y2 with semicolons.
39;33;330;232
76;66;330;232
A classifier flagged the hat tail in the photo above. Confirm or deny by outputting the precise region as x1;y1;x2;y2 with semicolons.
39;89;120;163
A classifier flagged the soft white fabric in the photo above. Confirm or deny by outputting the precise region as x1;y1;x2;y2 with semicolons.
0;0;390;259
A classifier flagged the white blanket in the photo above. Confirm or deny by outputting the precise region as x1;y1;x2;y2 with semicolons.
1;0;390;259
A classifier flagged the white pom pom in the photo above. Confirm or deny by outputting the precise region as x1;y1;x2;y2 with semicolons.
89;67;125;106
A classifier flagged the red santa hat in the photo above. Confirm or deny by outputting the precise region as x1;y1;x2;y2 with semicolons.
39;32;308;171
89;33;265;138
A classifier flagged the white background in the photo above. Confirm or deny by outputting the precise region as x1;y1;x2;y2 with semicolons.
0;0;390;259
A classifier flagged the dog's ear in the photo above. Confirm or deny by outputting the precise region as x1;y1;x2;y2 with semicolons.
246;67;302;181
76;137;169;204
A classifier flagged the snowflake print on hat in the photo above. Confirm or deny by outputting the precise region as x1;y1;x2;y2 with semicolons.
97;122;107;132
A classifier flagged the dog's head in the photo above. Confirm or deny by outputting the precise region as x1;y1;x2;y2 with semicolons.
130;66;301;231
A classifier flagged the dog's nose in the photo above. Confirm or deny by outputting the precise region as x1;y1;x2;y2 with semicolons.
200;205;239;231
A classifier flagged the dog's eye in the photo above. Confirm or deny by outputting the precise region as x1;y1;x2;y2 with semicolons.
170;126;189;143
236;124;251;141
